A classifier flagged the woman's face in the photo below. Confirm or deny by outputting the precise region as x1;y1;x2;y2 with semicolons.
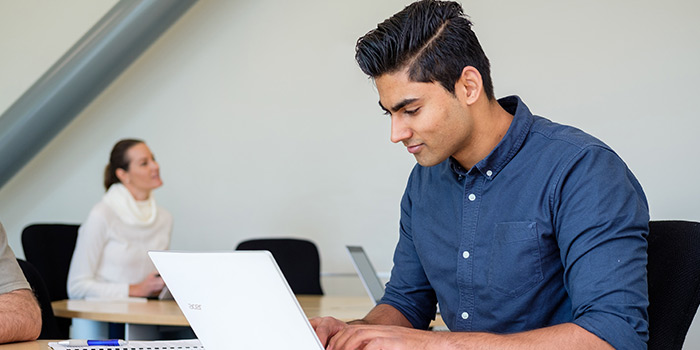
118;143;162;198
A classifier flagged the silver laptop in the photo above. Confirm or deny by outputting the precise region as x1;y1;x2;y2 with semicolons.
346;246;385;305
149;250;324;350
158;285;173;300
346;246;442;317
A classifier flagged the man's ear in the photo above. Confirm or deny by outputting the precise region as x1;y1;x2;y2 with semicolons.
115;168;129;184
454;66;483;106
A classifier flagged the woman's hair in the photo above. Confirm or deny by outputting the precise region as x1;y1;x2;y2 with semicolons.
103;139;145;190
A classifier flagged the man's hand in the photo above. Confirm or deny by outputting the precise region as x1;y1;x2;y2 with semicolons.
325;324;442;350
309;316;350;347
310;314;443;350
310;304;421;349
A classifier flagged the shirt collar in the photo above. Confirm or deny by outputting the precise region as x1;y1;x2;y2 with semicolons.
449;95;534;179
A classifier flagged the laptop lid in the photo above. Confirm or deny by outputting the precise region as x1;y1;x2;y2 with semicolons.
157;285;173;300
345;246;385;305
149;250;324;350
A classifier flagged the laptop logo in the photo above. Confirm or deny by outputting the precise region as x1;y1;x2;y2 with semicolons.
188;303;202;311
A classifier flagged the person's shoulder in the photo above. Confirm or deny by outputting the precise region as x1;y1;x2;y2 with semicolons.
80;200;118;232
530;116;610;152
157;206;173;222
527;117;633;181
90;200;117;220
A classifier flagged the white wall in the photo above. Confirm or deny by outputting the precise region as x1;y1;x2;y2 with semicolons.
1;0;699;345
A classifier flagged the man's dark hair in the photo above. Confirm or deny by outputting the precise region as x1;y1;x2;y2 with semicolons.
355;0;494;100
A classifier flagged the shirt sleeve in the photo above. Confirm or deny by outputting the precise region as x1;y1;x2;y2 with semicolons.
379;171;438;330
67;207;129;299
0;223;30;294
553;145;649;349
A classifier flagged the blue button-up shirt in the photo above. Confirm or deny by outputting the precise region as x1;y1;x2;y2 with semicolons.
379;96;649;349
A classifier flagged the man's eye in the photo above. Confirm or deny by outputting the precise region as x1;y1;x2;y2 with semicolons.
405;108;420;115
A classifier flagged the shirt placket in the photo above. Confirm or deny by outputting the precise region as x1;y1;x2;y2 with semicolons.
455;173;482;330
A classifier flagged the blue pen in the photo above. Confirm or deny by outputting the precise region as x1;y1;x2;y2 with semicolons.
58;339;128;346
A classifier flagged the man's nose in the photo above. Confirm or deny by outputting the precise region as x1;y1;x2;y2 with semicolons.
390;116;412;144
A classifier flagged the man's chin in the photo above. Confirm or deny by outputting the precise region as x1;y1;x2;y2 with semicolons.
415;156;445;167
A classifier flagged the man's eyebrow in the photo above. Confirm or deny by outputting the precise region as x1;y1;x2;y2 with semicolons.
378;101;389;113
378;98;419;114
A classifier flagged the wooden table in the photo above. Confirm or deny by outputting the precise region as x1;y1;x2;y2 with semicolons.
52;295;377;326
52;296;445;339
52;299;187;326
0;340;50;350
52;295;384;339
2;296;443;349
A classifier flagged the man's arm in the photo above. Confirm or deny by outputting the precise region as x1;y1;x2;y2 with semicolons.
328;322;613;350
0;289;42;343
312;304;613;350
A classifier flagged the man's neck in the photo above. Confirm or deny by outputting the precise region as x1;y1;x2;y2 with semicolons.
453;98;513;170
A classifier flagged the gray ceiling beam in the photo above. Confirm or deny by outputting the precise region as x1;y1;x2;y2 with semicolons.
0;0;197;188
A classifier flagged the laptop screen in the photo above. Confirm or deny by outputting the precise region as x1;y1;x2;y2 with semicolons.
149;251;324;350
346;246;385;305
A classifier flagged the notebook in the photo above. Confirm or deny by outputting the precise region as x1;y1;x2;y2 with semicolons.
346;246;385;305
148;250;325;350
48;339;203;350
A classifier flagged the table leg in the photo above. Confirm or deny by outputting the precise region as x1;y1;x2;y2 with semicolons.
124;324;160;340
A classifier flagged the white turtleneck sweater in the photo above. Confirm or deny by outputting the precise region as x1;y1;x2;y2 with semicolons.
67;184;172;299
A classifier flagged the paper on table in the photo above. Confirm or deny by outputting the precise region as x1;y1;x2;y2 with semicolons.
83;297;148;303
48;339;204;350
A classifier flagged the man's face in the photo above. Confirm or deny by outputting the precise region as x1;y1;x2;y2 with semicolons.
376;70;474;167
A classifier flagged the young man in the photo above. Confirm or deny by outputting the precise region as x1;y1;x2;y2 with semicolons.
0;222;42;343
311;1;649;349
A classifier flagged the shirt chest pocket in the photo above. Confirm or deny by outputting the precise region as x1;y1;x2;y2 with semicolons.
487;222;544;297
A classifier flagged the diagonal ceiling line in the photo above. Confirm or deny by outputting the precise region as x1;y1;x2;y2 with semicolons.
0;0;197;188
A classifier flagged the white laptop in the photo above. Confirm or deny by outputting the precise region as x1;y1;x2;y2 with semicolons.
346;246;385;305
149;250;324;350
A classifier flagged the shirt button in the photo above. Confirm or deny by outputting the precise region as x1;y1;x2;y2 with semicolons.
468;194;476;201
486;170;493;177
461;312;469;320
462;251;470;259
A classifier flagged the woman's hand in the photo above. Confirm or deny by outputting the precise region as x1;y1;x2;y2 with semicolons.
129;272;165;297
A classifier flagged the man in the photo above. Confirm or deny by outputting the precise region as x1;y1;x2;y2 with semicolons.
311;1;649;349
0;222;42;343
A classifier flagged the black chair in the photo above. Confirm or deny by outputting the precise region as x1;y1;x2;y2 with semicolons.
235;238;323;295
21;223;80;338
647;220;700;350
16;259;62;339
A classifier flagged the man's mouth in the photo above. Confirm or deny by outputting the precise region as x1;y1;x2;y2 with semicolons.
406;144;423;154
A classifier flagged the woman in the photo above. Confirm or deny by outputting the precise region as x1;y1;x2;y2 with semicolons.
68;139;172;299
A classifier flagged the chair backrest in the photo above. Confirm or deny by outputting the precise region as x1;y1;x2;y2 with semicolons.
21;223;79;339
647;220;700;350
21;223;80;302
16;258;62;339
235;238;323;295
